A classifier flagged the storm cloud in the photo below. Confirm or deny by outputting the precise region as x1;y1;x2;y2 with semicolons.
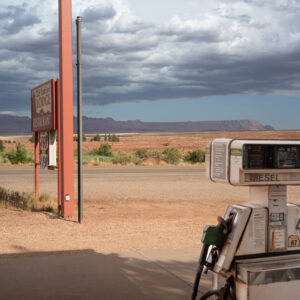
1;0;300;113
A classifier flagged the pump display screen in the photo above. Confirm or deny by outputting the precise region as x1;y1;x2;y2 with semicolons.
243;144;300;169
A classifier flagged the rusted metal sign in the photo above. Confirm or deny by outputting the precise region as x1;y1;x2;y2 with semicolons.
39;131;49;169
39;131;57;170
31;79;56;132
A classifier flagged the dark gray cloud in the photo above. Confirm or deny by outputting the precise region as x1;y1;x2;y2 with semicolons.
82;6;116;23
1;0;300;114
2;4;41;34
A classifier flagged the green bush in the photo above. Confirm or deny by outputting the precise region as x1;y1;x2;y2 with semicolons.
96;143;113;156
93;134;101;141
6;143;34;164
113;152;141;165
29;134;35;143
103;133;120;142
162;148;182;164
147;150;161;158
184;149;205;164
73;134;87;142
0;140;5;152
111;134;120;142
135;149;148;159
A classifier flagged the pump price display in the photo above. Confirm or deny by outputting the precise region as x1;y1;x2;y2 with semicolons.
243;144;300;169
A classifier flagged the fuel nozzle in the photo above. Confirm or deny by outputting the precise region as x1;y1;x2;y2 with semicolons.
191;215;234;300
201;215;233;249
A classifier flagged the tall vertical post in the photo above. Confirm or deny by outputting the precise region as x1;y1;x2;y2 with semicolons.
76;16;83;223
34;132;39;200
58;0;74;218
56;79;62;214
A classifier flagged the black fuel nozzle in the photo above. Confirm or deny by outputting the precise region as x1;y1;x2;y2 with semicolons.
191;215;234;300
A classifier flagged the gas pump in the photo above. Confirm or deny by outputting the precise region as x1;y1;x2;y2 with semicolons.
192;139;300;300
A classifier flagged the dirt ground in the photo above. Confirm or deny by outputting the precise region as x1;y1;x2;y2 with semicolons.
1;130;300;255
3;130;300;154
1;168;300;255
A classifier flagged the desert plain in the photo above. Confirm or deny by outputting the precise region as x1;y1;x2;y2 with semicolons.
1;130;300;255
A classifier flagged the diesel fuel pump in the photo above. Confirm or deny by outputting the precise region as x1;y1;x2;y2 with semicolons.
192;139;300;300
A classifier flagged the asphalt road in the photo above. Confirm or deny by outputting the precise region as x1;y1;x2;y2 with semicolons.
0;165;205;176
0;165;206;202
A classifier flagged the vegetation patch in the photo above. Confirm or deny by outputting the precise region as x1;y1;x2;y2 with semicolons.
104;133;120;142
74;134;87;142
92;134;101;141
0;187;56;212
81;154;114;165
184;149;205;164
162;148;182;164
5;143;34;164
113;152;141;165
135;149;148;159
91;143;113;156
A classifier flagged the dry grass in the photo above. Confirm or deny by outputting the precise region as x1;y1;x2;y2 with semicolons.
0;187;56;212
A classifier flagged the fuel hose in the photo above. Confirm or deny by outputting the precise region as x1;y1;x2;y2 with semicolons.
191;244;209;300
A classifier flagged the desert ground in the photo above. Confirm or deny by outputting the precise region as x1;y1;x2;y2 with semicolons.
3;130;300;154
1;131;300;255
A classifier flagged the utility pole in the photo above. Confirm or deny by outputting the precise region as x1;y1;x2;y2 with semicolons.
76;16;83;223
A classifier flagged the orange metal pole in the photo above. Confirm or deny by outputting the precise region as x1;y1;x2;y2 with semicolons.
58;0;74;217
34;131;39;200
56;79;62;215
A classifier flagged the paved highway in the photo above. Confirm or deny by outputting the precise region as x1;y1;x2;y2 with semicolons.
0;166;205;179
0;165;206;202
0;165;205;176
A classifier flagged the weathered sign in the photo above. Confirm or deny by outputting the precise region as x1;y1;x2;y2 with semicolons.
39;131;57;170
39;131;49;169
31;79;56;132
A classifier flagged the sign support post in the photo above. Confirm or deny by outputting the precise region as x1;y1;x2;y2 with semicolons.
58;0;74;218
76;16;83;223
34;132;39;200
56;79;62;214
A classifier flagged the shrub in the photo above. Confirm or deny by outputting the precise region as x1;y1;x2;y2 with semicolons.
113;152;141;165
135;149;148;159
97;143;113;156
0;186;56;212
110;134;120;142
184;149;206;164
93;134;101;141
162;148;182;164
73;134;87;142
6;143;33;164
148;150;161;158
0;140;5;152
29;134;35;143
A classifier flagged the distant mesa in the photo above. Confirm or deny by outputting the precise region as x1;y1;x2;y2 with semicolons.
0;114;274;135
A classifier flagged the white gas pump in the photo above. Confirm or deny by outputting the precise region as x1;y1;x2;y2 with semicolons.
192;139;300;300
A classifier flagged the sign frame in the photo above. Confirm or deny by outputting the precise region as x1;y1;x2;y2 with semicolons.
31;79;57;132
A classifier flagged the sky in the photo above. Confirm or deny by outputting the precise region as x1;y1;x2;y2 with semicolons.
1;0;300;129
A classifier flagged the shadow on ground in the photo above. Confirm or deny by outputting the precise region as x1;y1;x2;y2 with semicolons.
0;249;210;300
